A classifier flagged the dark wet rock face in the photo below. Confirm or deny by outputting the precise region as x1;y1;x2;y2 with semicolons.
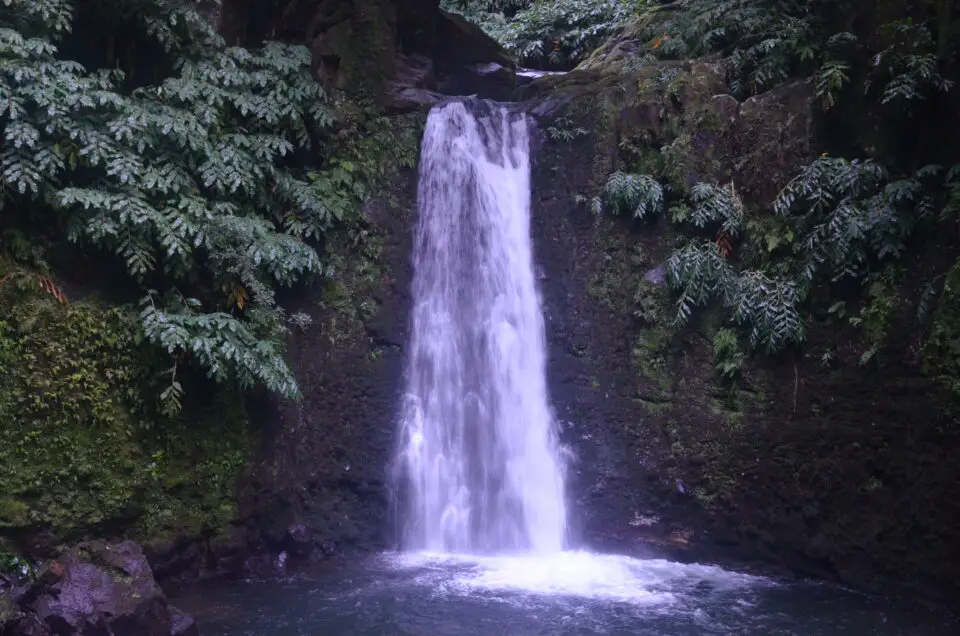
520;44;960;602
235;154;419;572
386;53;444;113
431;10;517;100
168;605;200;636
2;541;196;636
437;61;516;102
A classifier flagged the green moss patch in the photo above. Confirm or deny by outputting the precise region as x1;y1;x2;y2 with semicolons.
0;290;250;547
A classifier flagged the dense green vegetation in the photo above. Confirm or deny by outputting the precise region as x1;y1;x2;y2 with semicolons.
547;0;960;388
442;0;645;68
0;0;396;548
2;0;957;584
444;0;958;391
0;0;390;408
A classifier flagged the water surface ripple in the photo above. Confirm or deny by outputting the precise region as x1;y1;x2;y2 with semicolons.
183;551;958;636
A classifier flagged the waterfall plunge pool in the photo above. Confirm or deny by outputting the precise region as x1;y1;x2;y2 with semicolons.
177;550;958;635
179;99;957;635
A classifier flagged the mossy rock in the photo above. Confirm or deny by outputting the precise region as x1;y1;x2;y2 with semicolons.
0;287;251;551
309;0;397;99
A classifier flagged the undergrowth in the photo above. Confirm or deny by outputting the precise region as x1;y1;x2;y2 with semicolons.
581;0;959;389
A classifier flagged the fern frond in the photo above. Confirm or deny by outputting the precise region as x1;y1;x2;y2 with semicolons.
732;270;805;352
600;172;665;220
689;182;744;237
665;240;737;325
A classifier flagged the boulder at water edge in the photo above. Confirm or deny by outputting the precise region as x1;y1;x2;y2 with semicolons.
0;540;197;636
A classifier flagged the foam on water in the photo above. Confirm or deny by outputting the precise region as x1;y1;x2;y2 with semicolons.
387;551;767;605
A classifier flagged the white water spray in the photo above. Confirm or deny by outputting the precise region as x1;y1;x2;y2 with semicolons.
395;99;567;555
384;99;775;608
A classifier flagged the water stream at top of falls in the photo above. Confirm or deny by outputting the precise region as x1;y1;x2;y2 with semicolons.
394;99;567;555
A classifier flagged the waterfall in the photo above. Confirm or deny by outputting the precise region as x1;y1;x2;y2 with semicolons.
395;99;567;555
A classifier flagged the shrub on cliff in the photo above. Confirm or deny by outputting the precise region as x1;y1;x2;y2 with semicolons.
633;0;955;104
588;0;959;383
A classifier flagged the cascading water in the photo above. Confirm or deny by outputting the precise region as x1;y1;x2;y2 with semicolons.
385;98;772;613
395;99;567;555
182;101;960;636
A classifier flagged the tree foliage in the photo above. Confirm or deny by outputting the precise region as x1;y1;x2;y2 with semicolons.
591;171;664;219
445;0;646;68
587;0;959;371
621;0;957;111
773;156;936;281
0;0;353;402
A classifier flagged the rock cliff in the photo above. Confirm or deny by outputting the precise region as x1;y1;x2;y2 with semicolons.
519;32;960;602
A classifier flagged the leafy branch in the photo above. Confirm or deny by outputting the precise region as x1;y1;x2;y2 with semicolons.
0;0;346;400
